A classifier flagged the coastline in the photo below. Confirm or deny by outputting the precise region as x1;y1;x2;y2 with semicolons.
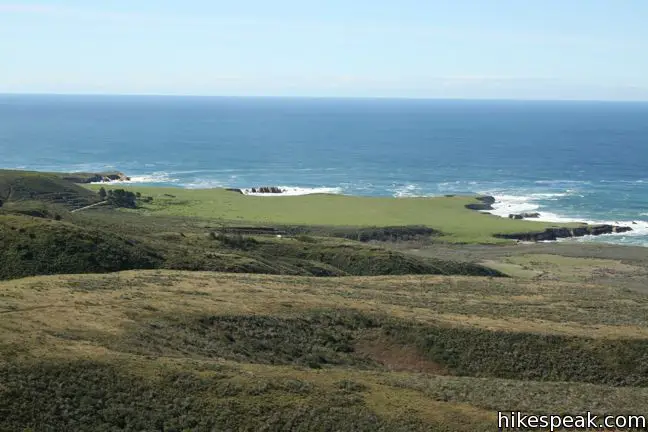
84;172;646;246
483;194;648;245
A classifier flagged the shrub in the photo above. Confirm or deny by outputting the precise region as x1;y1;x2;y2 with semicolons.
107;189;137;208
214;233;258;250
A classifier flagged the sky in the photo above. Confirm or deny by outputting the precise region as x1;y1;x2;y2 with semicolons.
1;0;648;100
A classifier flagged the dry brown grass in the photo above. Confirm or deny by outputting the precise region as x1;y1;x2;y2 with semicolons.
3;269;648;354
2;269;648;431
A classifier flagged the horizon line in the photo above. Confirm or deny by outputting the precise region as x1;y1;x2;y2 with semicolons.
1;92;648;104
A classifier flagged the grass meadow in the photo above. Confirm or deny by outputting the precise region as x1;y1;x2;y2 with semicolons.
87;185;579;244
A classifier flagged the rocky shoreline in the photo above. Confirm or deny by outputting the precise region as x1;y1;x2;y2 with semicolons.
226;186;287;195
464;195;496;211
495;224;633;242
466;195;634;242
62;172;131;184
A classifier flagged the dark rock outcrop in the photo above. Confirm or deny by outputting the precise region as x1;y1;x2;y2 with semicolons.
496;224;633;242
509;212;540;220
250;186;285;194
465;195;496;211
462;194;633;242
225;188;244;194
62;172;131;184
591;224;633;236
477;195;496;205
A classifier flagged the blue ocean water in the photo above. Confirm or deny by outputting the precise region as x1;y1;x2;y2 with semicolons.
1;94;647;246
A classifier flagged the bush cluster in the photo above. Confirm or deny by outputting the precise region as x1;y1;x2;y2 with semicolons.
103;188;138;208
0;360;433;432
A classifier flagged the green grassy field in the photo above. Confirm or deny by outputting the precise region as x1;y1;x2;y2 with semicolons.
0;169;584;244
88;185;579;243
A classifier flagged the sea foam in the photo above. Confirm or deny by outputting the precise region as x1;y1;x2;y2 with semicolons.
486;192;648;245
90;172;180;185
242;186;343;196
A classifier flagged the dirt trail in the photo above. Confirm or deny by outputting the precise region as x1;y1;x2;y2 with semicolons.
71;200;108;213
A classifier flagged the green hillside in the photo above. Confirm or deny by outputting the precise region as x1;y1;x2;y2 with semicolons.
0;214;162;280
0;212;501;281
0;169;100;209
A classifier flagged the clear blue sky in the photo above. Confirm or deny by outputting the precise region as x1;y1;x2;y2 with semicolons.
2;0;647;100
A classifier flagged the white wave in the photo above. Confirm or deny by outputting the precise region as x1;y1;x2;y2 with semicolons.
483;192;648;243
534;180;591;185
170;169;234;175
529;192;570;199
242;186;343;196
392;184;424;198
91;172;180;184
599;179;648;185
567;221;648;244
486;195;541;218
130;173;180;183
183;179;225;189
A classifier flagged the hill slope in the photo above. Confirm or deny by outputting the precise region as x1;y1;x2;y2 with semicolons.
0;213;502;280
0;215;162;280
0;169;100;209
1;270;647;431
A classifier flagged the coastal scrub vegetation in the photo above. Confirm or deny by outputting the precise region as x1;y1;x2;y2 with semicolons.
2;271;648;431
0;212;501;281
106;188;138;208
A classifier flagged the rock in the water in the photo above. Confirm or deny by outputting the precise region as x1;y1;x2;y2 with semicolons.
496;224;633;242
508;212;540;220
251;186;285;194
476;195;496;205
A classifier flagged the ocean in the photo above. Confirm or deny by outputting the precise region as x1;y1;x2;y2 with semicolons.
1;94;647;246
